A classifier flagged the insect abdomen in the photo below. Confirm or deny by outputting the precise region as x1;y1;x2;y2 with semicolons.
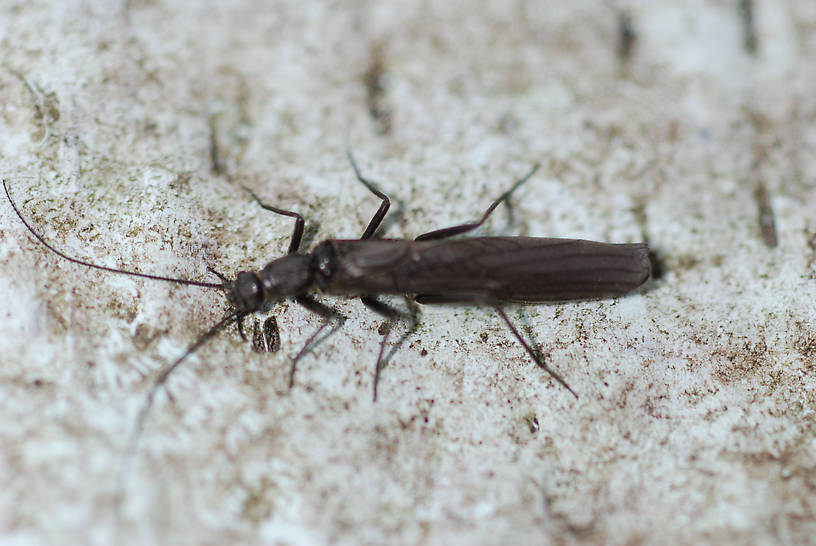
323;237;650;302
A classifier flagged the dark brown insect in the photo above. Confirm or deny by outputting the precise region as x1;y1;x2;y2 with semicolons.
4;153;649;483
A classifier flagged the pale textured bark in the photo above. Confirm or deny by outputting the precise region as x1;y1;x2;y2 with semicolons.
1;1;814;544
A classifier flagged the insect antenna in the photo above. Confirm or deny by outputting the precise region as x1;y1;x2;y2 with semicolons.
117;311;242;495
3;180;239;496
3;179;224;289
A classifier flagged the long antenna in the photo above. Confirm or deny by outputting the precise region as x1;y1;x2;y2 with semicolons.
3;179;224;289
117;311;241;496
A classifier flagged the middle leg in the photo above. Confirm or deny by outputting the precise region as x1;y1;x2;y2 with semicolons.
347;150;391;240
290;295;344;389
360;295;414;402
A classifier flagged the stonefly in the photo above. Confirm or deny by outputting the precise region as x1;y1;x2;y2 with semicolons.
4;153;649;472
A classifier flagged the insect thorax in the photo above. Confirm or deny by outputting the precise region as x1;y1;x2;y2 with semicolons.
258;254;315;299
310;241;337;289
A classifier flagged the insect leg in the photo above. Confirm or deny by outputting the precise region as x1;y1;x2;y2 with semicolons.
415;163;540;241
346;151;408;396
289;295;343;389
493;306;578;399
416;295;577;398
346;150;391;239
241;186;305;254
360;296;412;402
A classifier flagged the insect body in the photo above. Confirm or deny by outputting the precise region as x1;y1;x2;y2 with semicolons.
4;153;650;482
226;156;649;400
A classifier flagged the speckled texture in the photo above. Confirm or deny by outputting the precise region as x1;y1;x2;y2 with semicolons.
1;1;815;545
